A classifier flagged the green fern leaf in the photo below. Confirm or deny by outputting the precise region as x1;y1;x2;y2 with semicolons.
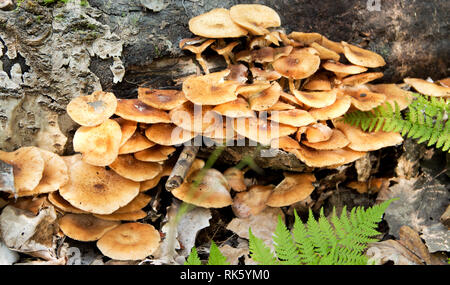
248;228;278;265
185;247;202;265
207;241;229;265
272;216;301;265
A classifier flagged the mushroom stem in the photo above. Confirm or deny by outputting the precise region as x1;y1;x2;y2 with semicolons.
195;54;209;74
165;145;200;191
289;77;296;94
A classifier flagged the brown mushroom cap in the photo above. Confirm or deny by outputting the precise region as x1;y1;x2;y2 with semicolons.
0;147;44;193
172;168;232;208
226;63;249;84
302;129;349;150
233;117;297;145
19;149;69;197
94;210;147;222
145;123;197;146
48;191;88;214
236;81;271;98
288;146;346;168
96;222;161;261
118;131;156;155
109;154;162;182
334;121;403;151
308;94;352;120
304;123;333;143
232;185;274;218
366;84;413;111
271;135;301;151
113;193;152;214
341;41;386;68
188;8;248;38
250;67;282;81
343;86;386;111
134;145;176;162
139;162;174;192
269;109;316;127
66;91;117;127
115;99;171;124
169;102;222;133
248;81;283;111
303;72;332;91
59;214;120;242
138;88;187;111
59;160;140;215
212;97;256;118
272;48;321;80
73;119;122;167
327;148;368;168
266;101;296;111
322;61;368;79
438;77;450;88
293;89;337;108
230;4;281;35
310;42;340;61
403;78;450;97
266;173;316;207
182;70;240;105
114;118;138;147
341;72;384;86
224;167;247;192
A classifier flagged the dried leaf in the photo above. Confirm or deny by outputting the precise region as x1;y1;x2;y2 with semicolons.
177;206;211;257
0;240;19;265
366;240;423;265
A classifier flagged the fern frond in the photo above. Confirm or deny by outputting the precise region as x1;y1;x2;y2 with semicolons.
248;228;278;265
185;247;202;265
292;211;320;265
207;241;229;265
272;216;301;265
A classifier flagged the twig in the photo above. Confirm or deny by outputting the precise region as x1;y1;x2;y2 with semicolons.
165;145;200;192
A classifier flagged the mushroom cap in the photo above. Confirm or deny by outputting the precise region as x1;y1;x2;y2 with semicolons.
115;99;171;124
288;146;346;168
248;81;283;111
272;48;321;79
226;64;249;84
304;123;333;143
114;118;138;147
250;67;282;81
334;121;403;151
0;147;44;193
266;101;296;111
438;77;450;88
202;120;237;142
66;91;117;127
266;173;316;207
293;89;337;108
341;41;386;68
236;81;271;98
367;84;413;111
59;214;120;242
343;86;386;111
118;131;156;155
139;163;173;192
288;32;322;45
94;210;147;221
169;102;222;133
96;222;161;261
134;145;176;162
224;167;247;192
48;191;88;214
145;123;196;146
322;61;368;78
232;185;274;218
303;72;332;91
302;129;349;150
109;154;162;182
113;193;152;214
341;72;384;86
403;78;450;97
326;148;368;168
212;97;256;118
59;160;140;215
310;42;340;61
182;70;240;105
172;168;232;208
269;109;316;127
137;88;187;111
19;149;69;197
188;8;248;38
233;117;297;145
73;119;122;166
229;4;281;35
308;94;351;120
271;135;301;151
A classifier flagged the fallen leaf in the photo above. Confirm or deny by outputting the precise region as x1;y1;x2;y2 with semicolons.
177;206;211;257
0;240;19;265
366;240;423;265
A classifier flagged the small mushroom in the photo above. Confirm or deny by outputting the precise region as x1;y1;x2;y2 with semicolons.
233;117;297;145
59;214;120;242
270;136;301;151
403;78;450;97
303;72;332;91
188;8;248;38
367;84;413;111
224;167;247;192
266;173;316;207
288;146;347;168
293;89;337;108
304;123;333;143
229;4;281;35
182;70;240;105
212;41;240;66
145;123;197;146
341;72;384;86
182;39;215;74
248;81;283;111
66;91;117;127
169;101;222;133
113;193;152;214
94;210;147;222
272;48;321;81
250;67;282;81
137;88;188;111
96;223;161;261
48;191;87;214
59;160;140;215
212;97;256;118
302;129;350;150
232;185;274;218
322;61;368;79
109;154;162;182
341;41;386;68
115;99;171;124
342;85;386;111
310;42;340;61
308;94;352;120
134;145;176;163
118;131;156;155
268;109;316;127
73;119;122;166
114;118;138;147
172;168;232;208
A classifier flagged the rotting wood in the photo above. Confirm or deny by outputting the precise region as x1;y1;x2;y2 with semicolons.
165;145;199;191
